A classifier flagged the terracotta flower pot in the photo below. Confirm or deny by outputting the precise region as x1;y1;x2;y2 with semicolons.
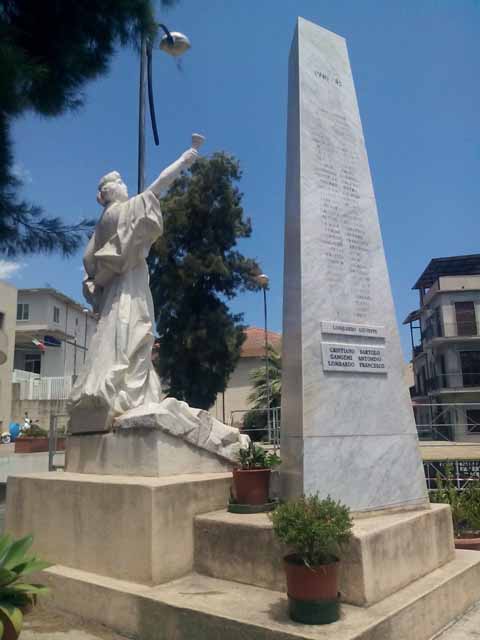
455;535;480;551
284;554;339;600
14;437;65;454
283;554;340;625
232;468;271;505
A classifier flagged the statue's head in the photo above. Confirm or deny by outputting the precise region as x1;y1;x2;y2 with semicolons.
97;171;128;206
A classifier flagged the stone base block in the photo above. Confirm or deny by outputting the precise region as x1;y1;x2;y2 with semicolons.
194;504;454;606
65;430;233;476
37;549;480;640
6;472;231;584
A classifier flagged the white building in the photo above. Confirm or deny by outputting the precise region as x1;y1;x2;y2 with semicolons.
0;281;18;429
14;288;97;378
210;327;281;424
404;255;480;442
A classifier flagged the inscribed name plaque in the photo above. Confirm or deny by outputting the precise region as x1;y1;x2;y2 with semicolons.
280;18;428;511
321;321;386;339
321;342;386;373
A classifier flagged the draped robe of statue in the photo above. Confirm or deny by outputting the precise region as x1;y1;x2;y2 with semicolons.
68;189;164;429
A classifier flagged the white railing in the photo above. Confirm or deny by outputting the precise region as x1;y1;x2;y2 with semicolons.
13;370;73;400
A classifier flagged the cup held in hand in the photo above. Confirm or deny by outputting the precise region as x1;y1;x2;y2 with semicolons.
191;133;206;150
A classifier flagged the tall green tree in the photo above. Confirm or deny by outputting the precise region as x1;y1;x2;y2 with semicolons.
150;152;261;410
0;0;176;257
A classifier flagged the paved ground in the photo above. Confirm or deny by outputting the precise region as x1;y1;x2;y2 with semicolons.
435;601;480;639
17;599;480;639
22;608;128;640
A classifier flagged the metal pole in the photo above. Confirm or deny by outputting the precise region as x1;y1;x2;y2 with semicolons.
73;337;77;378
138;35;148;194
48;414;55;471
263;287;271;442
83;313;88;363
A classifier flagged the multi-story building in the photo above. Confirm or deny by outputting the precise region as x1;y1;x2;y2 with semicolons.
0;281;18;429
14;288;97;378
404;254;480;442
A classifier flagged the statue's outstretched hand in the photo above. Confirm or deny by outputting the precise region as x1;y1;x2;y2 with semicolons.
181;148;198;168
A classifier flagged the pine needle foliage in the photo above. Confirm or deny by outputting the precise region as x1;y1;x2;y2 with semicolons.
0;0;175;256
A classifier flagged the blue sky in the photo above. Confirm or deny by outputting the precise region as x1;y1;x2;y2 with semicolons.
2;0;479;359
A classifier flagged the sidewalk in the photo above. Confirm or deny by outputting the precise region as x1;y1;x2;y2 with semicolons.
21;608;127;640
435;601;480;640
20;599;480;640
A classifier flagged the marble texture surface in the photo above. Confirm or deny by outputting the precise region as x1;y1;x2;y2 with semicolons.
115;398;250;463
281;18;428;510
69;143;200;434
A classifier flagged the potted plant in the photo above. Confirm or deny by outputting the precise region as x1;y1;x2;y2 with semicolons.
270;494;353;625
458;480;480;550
0;533;50;639
14;424;65;454
231;443;281;511
430;465;480;550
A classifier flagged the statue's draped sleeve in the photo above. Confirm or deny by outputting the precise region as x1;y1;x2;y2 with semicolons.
82;191;162;310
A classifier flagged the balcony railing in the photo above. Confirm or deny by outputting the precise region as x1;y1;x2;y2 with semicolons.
426;372;480;392
12;370;73;400
422;321;480;342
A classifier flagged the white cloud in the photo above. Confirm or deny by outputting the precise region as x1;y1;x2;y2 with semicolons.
11;163;33;185
0;260;24;279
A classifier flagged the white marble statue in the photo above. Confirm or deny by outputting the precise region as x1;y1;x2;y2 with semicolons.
68;136;202;431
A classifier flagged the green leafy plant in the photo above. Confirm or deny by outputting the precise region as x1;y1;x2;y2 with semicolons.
429;464;480;536
0;534;50;637
18;424;48;439
461;481;480;534
237;442;281;470
270;494;353;566
430;464;466;536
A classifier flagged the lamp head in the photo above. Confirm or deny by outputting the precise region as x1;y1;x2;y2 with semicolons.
159;31;191;57
255;274;270;289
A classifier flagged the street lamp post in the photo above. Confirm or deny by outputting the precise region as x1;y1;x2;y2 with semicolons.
255;274;271;442
137;25;191;193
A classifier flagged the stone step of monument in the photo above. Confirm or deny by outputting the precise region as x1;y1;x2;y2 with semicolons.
41;551;480;640
193;504;455;607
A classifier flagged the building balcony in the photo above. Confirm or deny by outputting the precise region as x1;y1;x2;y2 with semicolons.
0;329;8;365
413;344;424;358
426;373;480;393
422;321;480;344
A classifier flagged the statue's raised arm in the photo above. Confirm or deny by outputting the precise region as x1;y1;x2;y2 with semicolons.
146;133;205;196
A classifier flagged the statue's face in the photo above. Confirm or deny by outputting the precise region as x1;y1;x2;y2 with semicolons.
113;179;128;202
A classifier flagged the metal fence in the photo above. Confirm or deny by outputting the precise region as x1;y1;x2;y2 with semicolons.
414;402;480;441
230;407;281;451
13;370;73;400
423;460;480;491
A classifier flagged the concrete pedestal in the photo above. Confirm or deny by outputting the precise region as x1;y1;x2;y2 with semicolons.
65;430;233;477
6;473;480;640
194;504;455;606
6;472;231;585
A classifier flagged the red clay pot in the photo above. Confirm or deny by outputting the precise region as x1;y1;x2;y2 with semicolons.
455;535;480;551
14;437;65;454
232;468;271;505
284;554;339;601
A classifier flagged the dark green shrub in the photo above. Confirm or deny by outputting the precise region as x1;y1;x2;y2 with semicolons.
270;494;353;566
242;410;268;442
460;481;480;534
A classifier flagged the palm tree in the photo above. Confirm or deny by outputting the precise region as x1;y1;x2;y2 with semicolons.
243;345;281;441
